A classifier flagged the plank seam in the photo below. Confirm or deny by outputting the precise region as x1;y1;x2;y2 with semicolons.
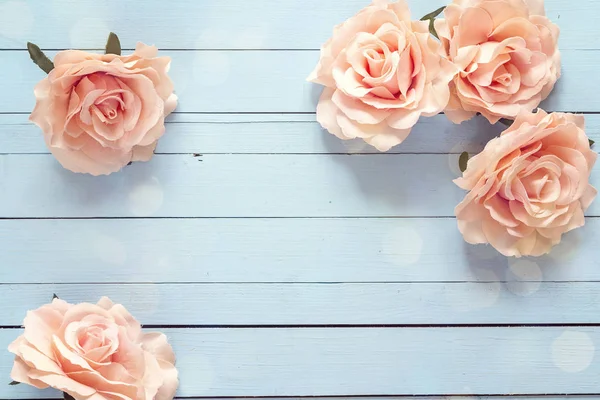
164;396;600;399
4;281;595;285
3;111;600;115
0;152;517;155
1;216;600;220
4;323;600;329
1;47;598;52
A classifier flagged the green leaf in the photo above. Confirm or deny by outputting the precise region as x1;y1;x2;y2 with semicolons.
428;19;438;39
420;6;445;40
459;152;469;173
53;293;59;300
590;139;595;147
64;393;76;400
105;32;121;56
498;118;514;127
9;381;20;386
420;6;446;21
27;42;54;74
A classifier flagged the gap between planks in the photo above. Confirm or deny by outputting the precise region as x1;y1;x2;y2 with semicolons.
2;397;599;400
4;324;600;329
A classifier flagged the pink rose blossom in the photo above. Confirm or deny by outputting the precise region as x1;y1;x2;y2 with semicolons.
308;0;457;152
435;0;561;124
8;297;178;400
30;43;177;176
455;110;597;257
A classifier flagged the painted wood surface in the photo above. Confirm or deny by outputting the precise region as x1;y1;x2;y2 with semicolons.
0;0;592;50
0;218;596;284
4;112;600;155
3;282;600;326
2;327;600;398
0;113;508;155
1;0;599;399
1;154;599;218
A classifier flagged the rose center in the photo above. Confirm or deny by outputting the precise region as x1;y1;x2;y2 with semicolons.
96;96;124;121
77;324;108;351
364;48;385;61
69;321;120;364
495;73;512;86
520;166;561;203
362;45;389;79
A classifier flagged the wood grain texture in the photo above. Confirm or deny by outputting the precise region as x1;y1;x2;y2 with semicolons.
1;153;599;218
2;0;600;398
4;113;600;155
1;49;596;113
2;327;600;398
0;154;463;217
0;218;597;284
3;282;600;326
0;0;590;50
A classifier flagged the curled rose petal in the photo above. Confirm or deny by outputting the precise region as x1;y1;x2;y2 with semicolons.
308;0;457;151
436;0;560;124
455;109;598;257
29;42;177;176
8;297;179;400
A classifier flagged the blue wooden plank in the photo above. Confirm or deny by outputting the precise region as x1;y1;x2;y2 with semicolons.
0;0;591;50
2;112;599;155
0;218;597;284
2;282;600;326
0;154;598;218
1;1;598;399
1;327;599;398
0;154;461;217
0;113;508;155
1;49;597;113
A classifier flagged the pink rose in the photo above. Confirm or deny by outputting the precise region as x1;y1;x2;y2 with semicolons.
30;43;177;176
308;0;456;152
435;0;560;124
8;297;178;400
455;110;597;257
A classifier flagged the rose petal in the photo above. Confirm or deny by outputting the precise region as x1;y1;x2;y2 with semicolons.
28;370;97;398
142;333;177;364
458;6;494;47
315;88;345;140
332;90;391;124
10;358;49;389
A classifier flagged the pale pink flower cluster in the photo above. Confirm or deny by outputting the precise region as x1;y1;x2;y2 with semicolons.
310;0;597;257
